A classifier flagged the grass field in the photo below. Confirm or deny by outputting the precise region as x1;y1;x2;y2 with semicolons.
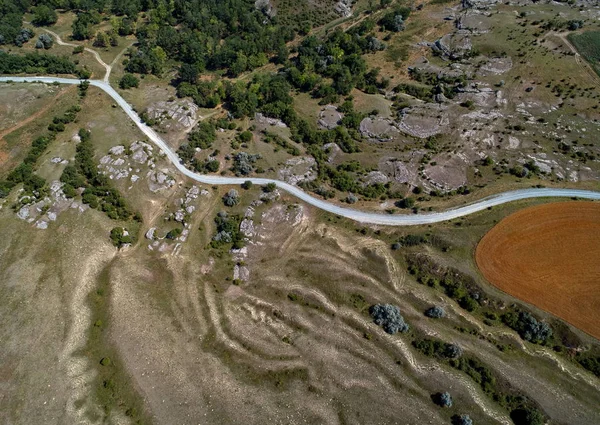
476;201;600;339
568;31;600;77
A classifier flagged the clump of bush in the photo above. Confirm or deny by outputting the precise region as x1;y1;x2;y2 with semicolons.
407;254;481;312
501;311;552;344
369;304;409;334
211;211;244;249
60;129;138;221
413;338;462;359
576;353;600;377
232;152;261;175
177;121;217;164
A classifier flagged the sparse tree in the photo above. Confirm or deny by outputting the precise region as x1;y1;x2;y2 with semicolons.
119;73;139;89
452;414;473;425
425;306;446;319
263;182;277;193
369;304;410;334
32;5;58;26
223;189;240;206
433;392;453;408
36;34;53;49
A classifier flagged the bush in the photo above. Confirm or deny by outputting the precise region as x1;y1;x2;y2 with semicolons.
99;357;112;366
0;51;78;75
396;197;415;209
32;5;58;26
346;193;358;204
452;415;473;425
35;34;53;49
211;212;244;249
110;227;132;248
239;130;253;143
241;180;253;190
223;189;240;206
232;152;260;175
502;311;552;344
433;391;452;408
119;73;139;89
165;227;182;240
204;159;219;172
369;304;410;334
425;306;446;319
413;338;463;359
263;182;277;193
576;354;600;377
510;407;545;425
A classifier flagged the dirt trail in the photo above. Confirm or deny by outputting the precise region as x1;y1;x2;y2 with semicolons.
0;85;74;141
544;31;600;86
43;29;112;82
59;249;116;423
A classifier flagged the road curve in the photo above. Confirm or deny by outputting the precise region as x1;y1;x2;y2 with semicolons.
2;76;599;225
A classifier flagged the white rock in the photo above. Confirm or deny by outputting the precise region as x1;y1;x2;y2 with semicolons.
145;227;156;240
17;206;30;220
109;145;125;155
36;220;48;229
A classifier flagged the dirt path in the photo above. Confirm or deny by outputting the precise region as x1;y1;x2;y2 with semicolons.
544;31;600;86
43;29;112;82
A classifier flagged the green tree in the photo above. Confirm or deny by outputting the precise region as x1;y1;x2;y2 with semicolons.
119;73;139;89
32;5;58;26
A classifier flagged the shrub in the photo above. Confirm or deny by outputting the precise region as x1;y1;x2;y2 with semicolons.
396;197;415;209
433;391;453;407
425;306;446;319
346;193;358;204
204;159;219;172
35;34;53;49
369;304;410;334
576;354;600;377
110;227;132;247
239;130;253;143
223;189;240;206
99;357;112;366
32;5;58;26
119;73;139;89
211;212;244;249
241;180;253;190
413;338;463;359
165;227;182;240
510;407;545;425
232;152;260;175
502;311;553;344
263;182;277;193
452;415;473;425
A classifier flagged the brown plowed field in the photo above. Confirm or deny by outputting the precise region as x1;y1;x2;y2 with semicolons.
476;201;600;339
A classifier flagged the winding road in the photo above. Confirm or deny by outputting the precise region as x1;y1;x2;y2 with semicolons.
1;75;599;225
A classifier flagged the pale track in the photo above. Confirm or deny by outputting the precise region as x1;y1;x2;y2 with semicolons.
1;75;599;225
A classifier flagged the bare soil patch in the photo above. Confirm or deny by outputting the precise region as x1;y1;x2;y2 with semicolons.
476;202;600;339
